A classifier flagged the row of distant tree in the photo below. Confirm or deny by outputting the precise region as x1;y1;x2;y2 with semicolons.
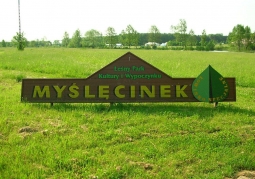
2;19;255;51
1;32;227;48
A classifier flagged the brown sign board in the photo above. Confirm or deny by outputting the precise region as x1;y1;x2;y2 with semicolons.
21;52;236;103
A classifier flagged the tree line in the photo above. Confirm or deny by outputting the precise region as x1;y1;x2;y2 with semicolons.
2;19;255;51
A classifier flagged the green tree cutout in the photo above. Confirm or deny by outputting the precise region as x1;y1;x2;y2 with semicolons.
12;32;27;50
192;65;229;103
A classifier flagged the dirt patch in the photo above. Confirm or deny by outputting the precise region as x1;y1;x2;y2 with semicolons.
235;171;255;179
19;126;38;133
129;161;154;170
226;170;255;179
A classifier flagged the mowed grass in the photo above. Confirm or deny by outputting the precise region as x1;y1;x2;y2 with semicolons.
0;48;255;178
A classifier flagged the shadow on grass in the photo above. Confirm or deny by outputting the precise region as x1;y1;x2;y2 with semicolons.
30;102;255;119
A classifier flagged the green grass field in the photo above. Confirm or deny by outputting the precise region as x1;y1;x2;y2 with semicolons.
0;48;255;178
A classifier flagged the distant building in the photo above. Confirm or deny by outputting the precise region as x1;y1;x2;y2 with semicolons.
160;42;167;47
116;43;123;48
145;42;160;47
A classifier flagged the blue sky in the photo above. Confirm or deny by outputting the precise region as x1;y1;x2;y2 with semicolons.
1;0;255;41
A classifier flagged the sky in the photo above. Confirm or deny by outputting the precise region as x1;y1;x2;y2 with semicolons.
1;0;255;42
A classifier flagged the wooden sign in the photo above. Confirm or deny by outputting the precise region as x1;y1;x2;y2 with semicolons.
21;52;236;103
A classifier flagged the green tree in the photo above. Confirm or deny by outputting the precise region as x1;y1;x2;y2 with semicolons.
28;40;40;47
251;32;255;50
40;37;51;47
205;40;215;51
208;33;226;44
29;40;37;47
120;25;139;48
187;29;196;47
171;19;187;48
119;30;127;47
83;29;101;48
105;27;117;48
69;29;82;48
133;30;139;48
148;25;161;45
12;32;27;50
99;33;104;48
53;40;60;47
125;25;135;48
62;32;70;47
244;26;251;50
1;40;6;47
228;24;245;51
201;29;207;47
